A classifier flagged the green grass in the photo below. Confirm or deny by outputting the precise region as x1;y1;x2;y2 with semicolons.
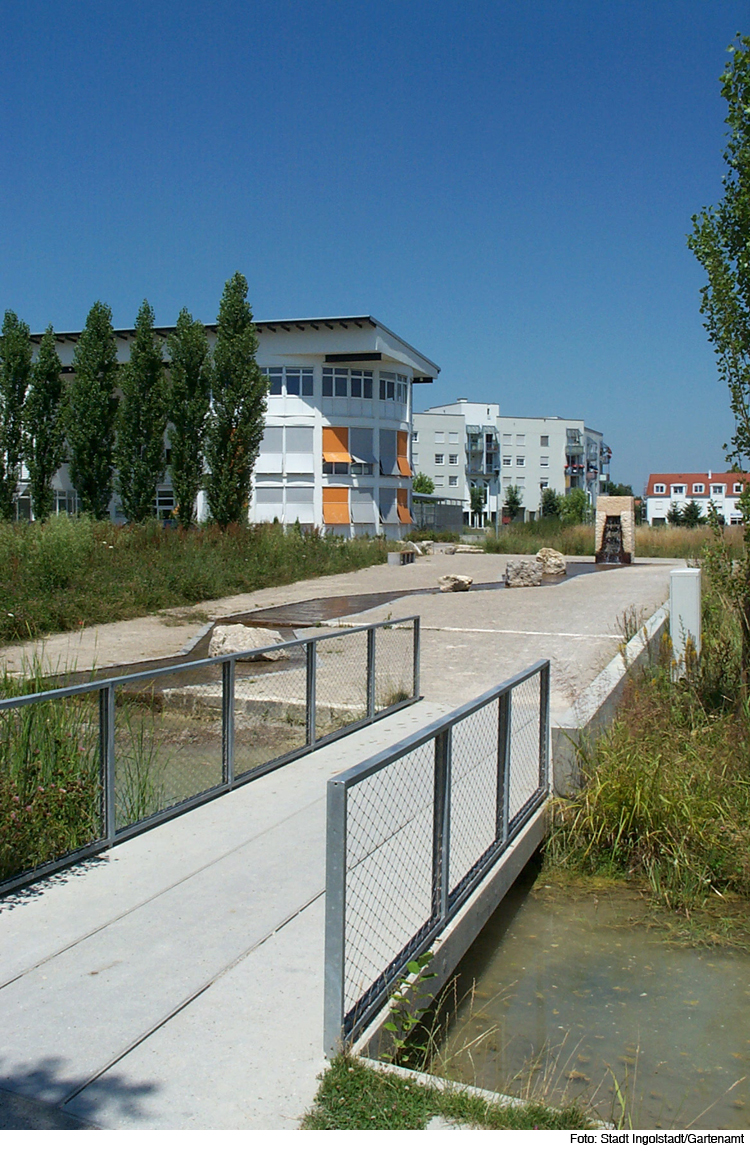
546;576;750;919
0;517;387;646
301;1054;594;1130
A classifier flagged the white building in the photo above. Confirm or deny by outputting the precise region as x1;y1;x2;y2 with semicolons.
413;399;610;524
645;471;747;526
20;316;439;535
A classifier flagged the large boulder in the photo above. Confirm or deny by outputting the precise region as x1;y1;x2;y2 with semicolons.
209;624;289;660
536;547;567;575
505;561;543;588
438;574;473;592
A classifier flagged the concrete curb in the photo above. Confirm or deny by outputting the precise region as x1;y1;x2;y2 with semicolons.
551;601;669;796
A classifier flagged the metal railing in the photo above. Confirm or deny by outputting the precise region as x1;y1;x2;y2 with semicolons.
324;659;550;1055
0;615;420;896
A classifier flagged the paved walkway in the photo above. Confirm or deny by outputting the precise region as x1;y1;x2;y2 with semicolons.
0;551;677;1129
0;549;676;724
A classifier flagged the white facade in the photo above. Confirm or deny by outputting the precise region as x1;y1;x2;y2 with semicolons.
645;472;747;526
413;399;609;524
21;316;439;535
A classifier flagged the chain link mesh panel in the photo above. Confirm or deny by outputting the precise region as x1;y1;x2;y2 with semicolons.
234;641;309;774
329;662;548;1049
448;700;500;894
374;622;414;712
343;738;435;1017
315;630;369;741
0;690;102;882
114;673;223;830
508;671;542;831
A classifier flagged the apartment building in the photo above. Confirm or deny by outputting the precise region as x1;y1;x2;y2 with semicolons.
413;399;609;523
645;472;747;525
20;316;439;536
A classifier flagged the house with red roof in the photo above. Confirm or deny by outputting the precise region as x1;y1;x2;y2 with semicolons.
645;471;747;525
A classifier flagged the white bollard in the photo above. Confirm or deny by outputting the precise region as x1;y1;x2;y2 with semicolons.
670;567;701;678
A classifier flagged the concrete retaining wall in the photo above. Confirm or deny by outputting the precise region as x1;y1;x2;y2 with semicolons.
551;601;669;796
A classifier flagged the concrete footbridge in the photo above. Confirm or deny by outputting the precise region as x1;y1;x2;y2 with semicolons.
0;549;674;1129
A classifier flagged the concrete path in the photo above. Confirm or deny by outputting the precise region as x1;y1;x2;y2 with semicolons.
0;551;677;1129
0;549;676;726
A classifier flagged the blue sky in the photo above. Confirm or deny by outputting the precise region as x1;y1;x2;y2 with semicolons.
1;1;747;491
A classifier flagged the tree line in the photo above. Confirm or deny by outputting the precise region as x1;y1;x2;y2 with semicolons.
0;272;267;529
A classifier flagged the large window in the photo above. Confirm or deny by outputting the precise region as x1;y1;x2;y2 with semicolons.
397;488;412;524
349;427;376;476
540;435;549;447
381;429;410;477
351;486;376;523
322;367;374;398
323;487;350;525
379;373;408;402
323;427;352;476
260;366;314;397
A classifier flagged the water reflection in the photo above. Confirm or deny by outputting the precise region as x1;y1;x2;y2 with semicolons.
435;870;750;1129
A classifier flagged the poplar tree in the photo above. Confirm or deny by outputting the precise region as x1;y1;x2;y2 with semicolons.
0;310;31;520
67;301;119;519
166;309;211;528
688;34;750;692
25;325;65;521
115;300;167;522
205;273;267;528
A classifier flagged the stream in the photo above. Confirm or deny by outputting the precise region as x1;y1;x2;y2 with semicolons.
433;868;750;1129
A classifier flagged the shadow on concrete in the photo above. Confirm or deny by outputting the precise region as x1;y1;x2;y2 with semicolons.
0;1057;160;1130
0;854;110;912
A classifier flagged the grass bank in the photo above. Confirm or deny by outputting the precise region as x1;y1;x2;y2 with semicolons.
302;1055;593;1130
546;575;750;934
484;521;745;559
0;517;387;646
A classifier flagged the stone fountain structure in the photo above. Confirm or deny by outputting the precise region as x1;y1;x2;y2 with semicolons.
595;495;635;565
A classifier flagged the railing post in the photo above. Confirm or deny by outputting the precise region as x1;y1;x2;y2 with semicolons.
306;639;317;747
366;627;376;719
222;657;235;787
324;777;348;1057
539;661;550;792
412;616;420;700
432;727;452;922
99;684;116;845
496;689;511;846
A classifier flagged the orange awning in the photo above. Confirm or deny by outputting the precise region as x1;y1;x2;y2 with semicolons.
397;488;413;524
322;427;352;463
397;431;412;477
323;487;350;525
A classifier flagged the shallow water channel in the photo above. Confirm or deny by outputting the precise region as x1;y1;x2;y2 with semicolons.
434;869;750;1129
